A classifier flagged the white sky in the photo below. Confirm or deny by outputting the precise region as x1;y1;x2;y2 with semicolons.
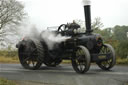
19;0;128;30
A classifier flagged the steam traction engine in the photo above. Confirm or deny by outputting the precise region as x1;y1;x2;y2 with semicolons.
16;0;116;73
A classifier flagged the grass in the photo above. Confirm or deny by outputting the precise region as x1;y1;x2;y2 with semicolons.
0;56;19;63
0;78;18;85
0;56;71;64
0;50;19;63
116;58;128;65
62;60;71;64
124;82;128;85
62;58;128;65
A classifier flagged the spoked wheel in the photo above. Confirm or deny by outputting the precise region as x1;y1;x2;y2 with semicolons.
96;44;116;70
57;24;66;32
72;46;91;74
18;39;44;70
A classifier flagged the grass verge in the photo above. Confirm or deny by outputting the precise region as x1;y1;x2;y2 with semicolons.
116;58;128;65
0;56;19;63
0;78;18;85
62;60;71;64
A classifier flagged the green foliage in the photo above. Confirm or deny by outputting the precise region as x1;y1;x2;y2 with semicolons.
0;78;17;85
113;25;128;41
0;50;18;57
112;25;128;58
95;25;128;58
117;40;128;58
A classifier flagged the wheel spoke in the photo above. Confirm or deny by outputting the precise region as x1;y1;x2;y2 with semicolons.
23;57;31;63
97;44;115;70
79;63;83;71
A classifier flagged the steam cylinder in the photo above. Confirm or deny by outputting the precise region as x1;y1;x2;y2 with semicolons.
83;0;92;34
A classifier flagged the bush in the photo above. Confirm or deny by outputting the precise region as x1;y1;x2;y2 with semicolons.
0;50;18;57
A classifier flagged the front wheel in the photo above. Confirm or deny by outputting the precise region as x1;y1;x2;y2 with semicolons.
72;46;91;74
96;44;116;70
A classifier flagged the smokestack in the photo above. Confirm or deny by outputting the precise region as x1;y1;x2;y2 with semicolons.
82;0;92;34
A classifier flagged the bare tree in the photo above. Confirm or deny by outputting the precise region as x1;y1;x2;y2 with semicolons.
0;0;26;31
0;0;26;49
91;17;104;30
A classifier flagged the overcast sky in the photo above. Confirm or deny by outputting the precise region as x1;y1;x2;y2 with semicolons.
19;0;128;30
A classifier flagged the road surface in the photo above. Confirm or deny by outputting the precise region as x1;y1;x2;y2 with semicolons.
0;64;128;85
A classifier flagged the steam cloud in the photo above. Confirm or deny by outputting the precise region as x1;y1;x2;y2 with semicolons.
82;0;91;6
24;26;70;50
41;30;71;50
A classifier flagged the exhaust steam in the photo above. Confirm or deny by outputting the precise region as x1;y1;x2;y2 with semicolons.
23;26;70;50
41;30;71;50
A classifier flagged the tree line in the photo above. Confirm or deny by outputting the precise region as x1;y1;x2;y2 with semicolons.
92;17;128;58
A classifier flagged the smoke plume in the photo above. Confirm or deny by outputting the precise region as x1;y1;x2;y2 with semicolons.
41;30;70;50
22;26;70;50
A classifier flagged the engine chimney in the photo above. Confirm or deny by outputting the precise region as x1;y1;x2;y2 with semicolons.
82;0;92;34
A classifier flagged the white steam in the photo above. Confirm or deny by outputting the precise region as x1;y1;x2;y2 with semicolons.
41;30;70;50
82;0;91;6
26;25;40;39
22;26;71;50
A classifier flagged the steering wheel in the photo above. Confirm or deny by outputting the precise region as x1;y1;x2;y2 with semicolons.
57;24;67;32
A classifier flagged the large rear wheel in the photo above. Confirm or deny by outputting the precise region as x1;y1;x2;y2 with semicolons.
72;46;91;74
18;39;44;70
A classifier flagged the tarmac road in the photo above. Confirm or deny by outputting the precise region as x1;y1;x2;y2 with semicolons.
0;64;128;85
